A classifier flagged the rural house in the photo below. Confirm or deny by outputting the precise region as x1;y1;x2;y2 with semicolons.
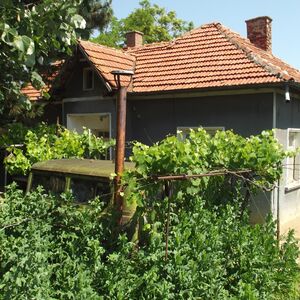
24;16;300;237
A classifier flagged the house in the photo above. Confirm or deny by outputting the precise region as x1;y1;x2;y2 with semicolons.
24;16;300;237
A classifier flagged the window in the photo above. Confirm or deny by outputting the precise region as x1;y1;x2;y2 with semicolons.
286;129;300;187
177;126;224;140
83;68;94;90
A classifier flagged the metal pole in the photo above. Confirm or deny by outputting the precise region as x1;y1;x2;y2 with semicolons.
114;86;127;216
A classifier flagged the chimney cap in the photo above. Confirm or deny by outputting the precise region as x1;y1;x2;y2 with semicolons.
245;16;272;23
125;30;144;36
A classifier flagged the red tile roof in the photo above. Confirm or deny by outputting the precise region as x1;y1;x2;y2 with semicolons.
21;61;63;101
126;23;300;92
21;85;42;101
23;22;300;100
78;40;135;88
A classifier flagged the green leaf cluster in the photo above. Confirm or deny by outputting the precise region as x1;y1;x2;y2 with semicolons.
4;124;115;175
0;184;108;299
125;129;285;208
104;129;299;299
0;0;112;124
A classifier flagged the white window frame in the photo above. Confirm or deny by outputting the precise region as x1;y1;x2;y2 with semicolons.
177;126;225;140
82;67;94;91
286;128;300;190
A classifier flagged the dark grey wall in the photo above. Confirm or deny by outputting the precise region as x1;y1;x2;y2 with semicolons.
127;93;273;145
276;92;300;129
63;60;107;99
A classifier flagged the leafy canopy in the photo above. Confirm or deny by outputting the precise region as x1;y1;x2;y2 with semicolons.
0;0;112;125
92;0;194;47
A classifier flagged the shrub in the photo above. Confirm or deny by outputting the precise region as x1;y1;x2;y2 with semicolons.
4;124;115;175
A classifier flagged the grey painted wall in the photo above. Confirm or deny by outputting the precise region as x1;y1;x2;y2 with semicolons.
63;93;274;144
276;92;300;129
127;93;273;145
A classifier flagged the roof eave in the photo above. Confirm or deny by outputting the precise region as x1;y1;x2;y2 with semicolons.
127;82;291;98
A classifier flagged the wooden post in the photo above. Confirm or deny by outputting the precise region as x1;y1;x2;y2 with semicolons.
114;86;127;217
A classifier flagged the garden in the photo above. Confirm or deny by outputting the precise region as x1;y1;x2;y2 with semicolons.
0;126;299;299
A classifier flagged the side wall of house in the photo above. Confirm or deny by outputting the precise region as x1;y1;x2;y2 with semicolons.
128;93;273;144
275;93;300;238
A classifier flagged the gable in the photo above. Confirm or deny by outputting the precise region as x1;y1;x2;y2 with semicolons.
62;51;110;99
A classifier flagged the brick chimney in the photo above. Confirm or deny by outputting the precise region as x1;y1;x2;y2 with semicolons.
245;16;272;52
125;31;144;48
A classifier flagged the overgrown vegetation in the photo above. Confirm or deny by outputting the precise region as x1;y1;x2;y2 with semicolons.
0;129;299;299
2;123;115;175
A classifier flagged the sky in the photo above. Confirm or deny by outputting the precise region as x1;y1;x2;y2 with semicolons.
112;0;300;70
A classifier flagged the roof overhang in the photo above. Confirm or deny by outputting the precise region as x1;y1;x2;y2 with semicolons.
126;83;297;101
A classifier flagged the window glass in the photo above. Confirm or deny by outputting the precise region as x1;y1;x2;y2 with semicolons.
83;68;94;90
287;130;300;185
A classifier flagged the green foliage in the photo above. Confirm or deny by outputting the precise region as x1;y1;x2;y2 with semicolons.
0;184;107;299
4;124;115;175
0;129;299;298
92;0;194;47
101;204;299;299
0;123;31;147
0;0;112;124
107;129;298;299
125;129;285;208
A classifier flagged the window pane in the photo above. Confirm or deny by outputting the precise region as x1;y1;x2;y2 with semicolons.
83;69;94;90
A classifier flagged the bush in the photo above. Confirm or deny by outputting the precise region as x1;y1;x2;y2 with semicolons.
0;184;108;299
4;124;115;175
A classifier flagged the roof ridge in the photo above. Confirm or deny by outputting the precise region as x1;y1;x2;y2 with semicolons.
128;22;221;54
79;39;135;59
214;23;289;81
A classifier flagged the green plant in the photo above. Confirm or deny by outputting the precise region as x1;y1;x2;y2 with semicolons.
4;125;115;175
0;184;108;299
0;129;299;299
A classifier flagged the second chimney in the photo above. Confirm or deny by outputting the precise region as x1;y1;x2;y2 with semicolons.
125;31;144;48
245;16;272;52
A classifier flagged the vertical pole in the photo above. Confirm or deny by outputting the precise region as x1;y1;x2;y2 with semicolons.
165;181;172;260
114;86;127;218
276;179;280;240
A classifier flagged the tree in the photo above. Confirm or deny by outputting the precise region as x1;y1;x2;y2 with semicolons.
92;0;194;47
79;0;112;39
0;0;112;125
